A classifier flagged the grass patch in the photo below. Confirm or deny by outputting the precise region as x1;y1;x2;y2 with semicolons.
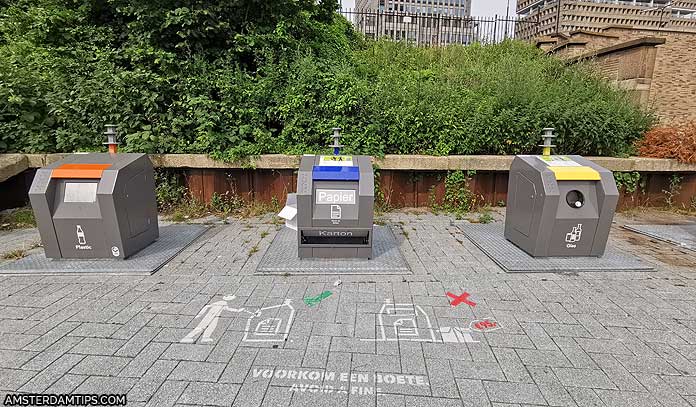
237;200;280;219
163;194;281;222
2;249;27;260
477;211;494;224
0;208;36;230
0;242;39;260
167;198;210;222
157;169;281;222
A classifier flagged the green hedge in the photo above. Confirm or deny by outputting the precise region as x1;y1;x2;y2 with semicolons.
0;1;654;158
294;40;655;157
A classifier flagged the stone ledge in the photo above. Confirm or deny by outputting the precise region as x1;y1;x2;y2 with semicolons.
6;153;696;173
0;154;29;183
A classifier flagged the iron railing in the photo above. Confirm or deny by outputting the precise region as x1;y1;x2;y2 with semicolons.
340;9;540;46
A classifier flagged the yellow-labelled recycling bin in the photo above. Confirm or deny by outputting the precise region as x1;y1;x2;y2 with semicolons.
504;129;619;257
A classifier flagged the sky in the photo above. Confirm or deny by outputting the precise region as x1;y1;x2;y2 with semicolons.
340;0;517;17
471;0;516;18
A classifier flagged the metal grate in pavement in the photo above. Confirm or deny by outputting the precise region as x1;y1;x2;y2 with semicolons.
623;224;696;252
458;224;654;273
0;224;208;275
256;226;411;274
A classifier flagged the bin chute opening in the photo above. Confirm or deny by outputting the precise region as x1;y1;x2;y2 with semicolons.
566;190;585;209
301;232;370;246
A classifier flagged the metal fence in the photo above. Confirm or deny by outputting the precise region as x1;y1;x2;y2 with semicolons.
340;9;539;46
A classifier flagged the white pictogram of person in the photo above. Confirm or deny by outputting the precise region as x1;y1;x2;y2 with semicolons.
180;295;244;344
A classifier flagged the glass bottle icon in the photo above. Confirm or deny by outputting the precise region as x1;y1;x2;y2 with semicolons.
76;225;86;245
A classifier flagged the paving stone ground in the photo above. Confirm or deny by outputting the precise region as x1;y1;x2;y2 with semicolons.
1;210;696;407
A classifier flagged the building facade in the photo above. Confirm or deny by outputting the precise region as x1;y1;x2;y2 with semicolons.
351;0;476;45
515;1;696;124
355;0;471;16
516;0;696;40
540;26;696;124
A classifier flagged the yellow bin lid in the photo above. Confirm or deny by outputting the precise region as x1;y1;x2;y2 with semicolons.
547;166;601;181
535;155;601;181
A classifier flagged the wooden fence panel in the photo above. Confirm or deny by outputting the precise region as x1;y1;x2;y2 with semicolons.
416;173;445;206
251;170;295;205
3;167;695;211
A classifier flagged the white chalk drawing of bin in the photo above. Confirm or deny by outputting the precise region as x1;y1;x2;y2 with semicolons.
377;299;436;342
363;299;496;344
243;299;296;342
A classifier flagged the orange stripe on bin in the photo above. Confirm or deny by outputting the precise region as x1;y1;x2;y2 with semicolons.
50;163;112;179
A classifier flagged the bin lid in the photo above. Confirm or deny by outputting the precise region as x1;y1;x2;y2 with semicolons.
547;166;601;181
50;163;112;179
312;166;360;181
535;155;601;181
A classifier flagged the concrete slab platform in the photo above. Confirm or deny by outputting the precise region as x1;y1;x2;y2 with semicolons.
256;226;411;274
623;224;696;251
458;224;654;273
0;224;208;275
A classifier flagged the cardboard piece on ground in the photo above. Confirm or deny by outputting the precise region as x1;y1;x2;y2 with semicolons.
278;193;298;231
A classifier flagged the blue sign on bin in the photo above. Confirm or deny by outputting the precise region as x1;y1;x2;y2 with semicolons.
312;166;360;181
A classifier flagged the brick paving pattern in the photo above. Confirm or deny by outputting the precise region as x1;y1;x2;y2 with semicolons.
0;212;695;406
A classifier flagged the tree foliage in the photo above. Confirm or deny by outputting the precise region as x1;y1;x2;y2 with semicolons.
0;1;653;157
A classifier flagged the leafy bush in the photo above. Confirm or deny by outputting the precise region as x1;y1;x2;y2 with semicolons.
637;122;696;163
663;174;683;208
432;170;478;218
154;169;187;212
613;171;644;194
478;211;494;224
210;191;243;216
0;2;653;158
0;0;353;156
342;41;654;157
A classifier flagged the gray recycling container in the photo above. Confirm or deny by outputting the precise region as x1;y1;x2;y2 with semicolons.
504;155;619;257
296;154;374;259
29;153;159;259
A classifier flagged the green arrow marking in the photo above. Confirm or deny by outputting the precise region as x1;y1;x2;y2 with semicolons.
303;291;333;307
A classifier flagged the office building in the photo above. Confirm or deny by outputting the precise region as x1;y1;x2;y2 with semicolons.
351;0;475;45
516;0;696;40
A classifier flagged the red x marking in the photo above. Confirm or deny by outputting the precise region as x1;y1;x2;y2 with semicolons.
474;320;497;330
446;292;476;307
